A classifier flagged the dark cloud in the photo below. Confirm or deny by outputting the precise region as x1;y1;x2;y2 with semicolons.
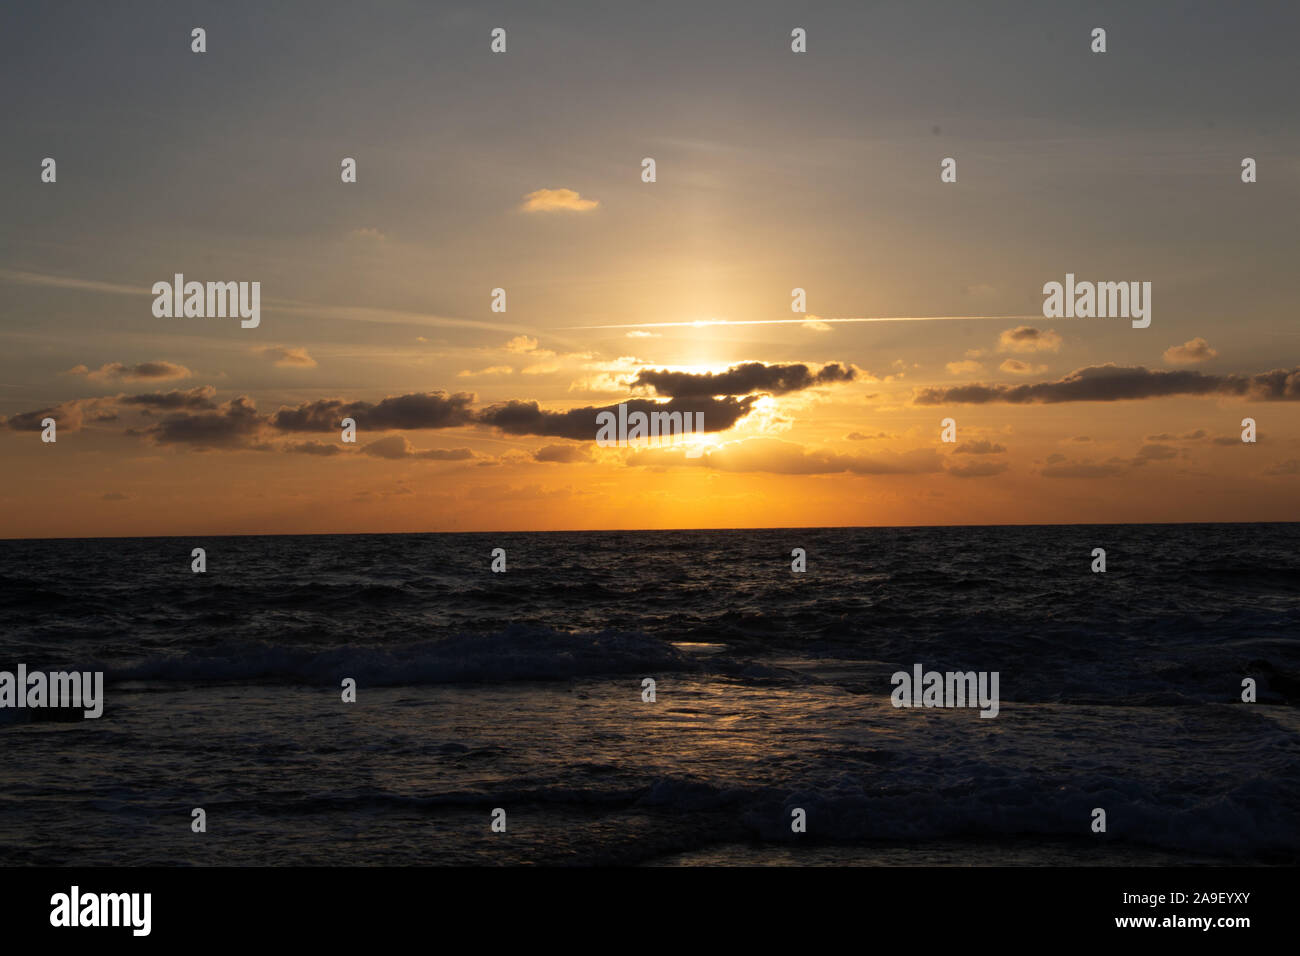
18;377;803;452
144;396;264;448
283;440;345;456
269;399;352;432
271;392;476;432
1241;368;1300;400
3;400;92;432
477;395;756;440
361;436;414;459
361;436;476;461
66;361;191;382
119;385;217;410
534;444;592;463
632;362;855;398
1134;443;1179;461
1146;429;1207;441
914;364;1300;405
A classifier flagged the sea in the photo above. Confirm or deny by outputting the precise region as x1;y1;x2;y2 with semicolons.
1;523;1297;866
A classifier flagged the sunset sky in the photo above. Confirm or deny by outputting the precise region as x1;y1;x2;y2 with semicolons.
2;1;1297;537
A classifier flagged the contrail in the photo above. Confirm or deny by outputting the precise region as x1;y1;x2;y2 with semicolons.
2;268;593;348
567;315;1051;330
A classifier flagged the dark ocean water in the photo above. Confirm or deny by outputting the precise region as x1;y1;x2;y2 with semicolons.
1;524;1297;865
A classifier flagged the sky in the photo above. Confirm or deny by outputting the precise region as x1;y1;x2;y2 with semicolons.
1;0;1298;537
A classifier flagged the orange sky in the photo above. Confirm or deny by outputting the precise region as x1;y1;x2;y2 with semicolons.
2;4;1297;537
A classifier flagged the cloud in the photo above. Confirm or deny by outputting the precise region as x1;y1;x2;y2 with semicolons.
998;326;1062;353
257;346;317;368
143;396;264;448
520;188;599;213
847;431;893;441
477;395;757;440
1134;443;1179;461
533;443;592;463
119;386;218;410
71;385;755;450
1163;337;1218;365
101;492;129;501
567;364;645;394
505;335;540;353
1265;460;1300;476
946;360;983;375
803;318;832;332
626;331;659;339
999;359;1046;375
66;361;191;383
457;366;514;378
4;401;87;432
282;440;344;456
4;387;218;433
1146;429;1207;441
952;440;1007;455
914;364;1300;405
351;227;386;240
632;362;855;398
630;438;944;476
361;436;476;460
271;392;477;432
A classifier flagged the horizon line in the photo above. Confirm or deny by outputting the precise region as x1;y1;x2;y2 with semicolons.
2;518;1294;543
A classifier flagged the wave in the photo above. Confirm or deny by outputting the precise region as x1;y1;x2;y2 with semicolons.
100;625;700;685
173;772;1300;861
